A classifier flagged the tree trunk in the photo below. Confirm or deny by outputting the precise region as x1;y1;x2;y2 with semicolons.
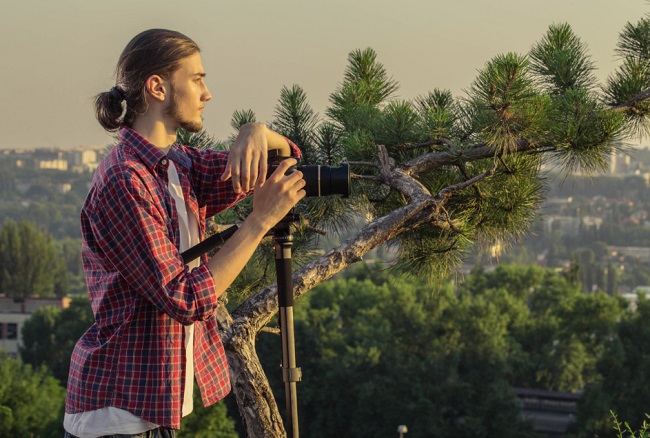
226;335;286;437
221;308;286;437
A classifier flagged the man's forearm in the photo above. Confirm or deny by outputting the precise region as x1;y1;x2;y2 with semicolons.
264;126;291;157
206;213;268;297
206;157;306;296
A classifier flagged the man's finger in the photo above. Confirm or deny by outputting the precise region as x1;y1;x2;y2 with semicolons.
220;154;233;181
249;159;259;192
258;151;268;185
231;159;242;193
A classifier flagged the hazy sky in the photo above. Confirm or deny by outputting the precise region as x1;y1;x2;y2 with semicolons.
1;0;648;149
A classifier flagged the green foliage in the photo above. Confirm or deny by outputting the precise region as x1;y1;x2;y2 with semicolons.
466;52;545;153
230;109;257;132
176;128;226;151
229;18;649;284
571;297;650;437
414;89;459;142
312;121;345;165
327;47;397;141
529;23;597;93
259;262;627;437
255;263;644;436
272;84;319;163
328;48;398;113
0;220;68;297
20;296;94;383
547;87;625;174
605;57;650;137
604;17;650;138
178;387;238;438
616;18;650;63
611;411;650;438
0;354;65;438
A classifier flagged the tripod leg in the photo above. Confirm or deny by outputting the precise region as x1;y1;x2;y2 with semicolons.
280;306;301;438
275;230;301;438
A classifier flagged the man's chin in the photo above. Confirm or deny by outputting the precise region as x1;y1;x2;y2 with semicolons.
179;120;203;133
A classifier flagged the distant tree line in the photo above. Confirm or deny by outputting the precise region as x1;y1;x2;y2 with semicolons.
251;263;647;437
5;261;650;436
0;167;94;240
0;221;85;298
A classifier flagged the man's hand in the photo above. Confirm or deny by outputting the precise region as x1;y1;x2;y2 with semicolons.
249;158;306;231
207;157;305;297
221;123;269;194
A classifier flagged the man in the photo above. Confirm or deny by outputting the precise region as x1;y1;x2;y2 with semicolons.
64;29;306;438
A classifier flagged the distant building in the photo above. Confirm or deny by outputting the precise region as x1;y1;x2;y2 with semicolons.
1;147;102;172
0;296;71;356
621;287;650;311
67;149;99;173
515;387;581;437
544;216;581;236
31;151;68;171
610;150;632;175
67;149;97;166
609;246;650;263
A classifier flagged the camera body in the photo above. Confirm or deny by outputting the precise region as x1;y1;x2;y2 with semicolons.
268;150;350;198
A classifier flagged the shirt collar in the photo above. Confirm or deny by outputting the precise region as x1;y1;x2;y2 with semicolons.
119;127;191;172
167;146;192;170
119;127;168;173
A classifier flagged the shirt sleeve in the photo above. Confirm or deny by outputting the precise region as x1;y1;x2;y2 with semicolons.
181;146;245;219
87;168;218;325
183;139;303;218
286;138;303;158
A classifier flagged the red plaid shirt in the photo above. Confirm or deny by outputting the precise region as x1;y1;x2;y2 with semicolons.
66;127;293;428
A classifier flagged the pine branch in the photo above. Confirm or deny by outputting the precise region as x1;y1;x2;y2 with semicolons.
402;138;457;151
352;174;382;181
456;161;484;209
402;140;534;175
430;239;458;254
612;87;650;112
437;161;499;198
259;326;280;335
348;161;379;168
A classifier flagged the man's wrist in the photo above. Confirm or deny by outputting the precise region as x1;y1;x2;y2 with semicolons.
242;211;273;239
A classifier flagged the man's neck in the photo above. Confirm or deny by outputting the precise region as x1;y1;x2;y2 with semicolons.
132;115;177;153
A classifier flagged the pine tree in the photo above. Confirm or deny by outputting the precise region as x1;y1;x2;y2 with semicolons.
186;17;650;437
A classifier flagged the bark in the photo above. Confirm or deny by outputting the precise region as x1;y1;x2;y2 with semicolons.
219;307;286;437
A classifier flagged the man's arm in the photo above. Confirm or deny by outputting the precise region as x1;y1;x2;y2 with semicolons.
220;123;293;194
209;158;305;296
87;158;305;324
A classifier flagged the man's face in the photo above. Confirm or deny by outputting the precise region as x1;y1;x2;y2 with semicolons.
165;52;212;133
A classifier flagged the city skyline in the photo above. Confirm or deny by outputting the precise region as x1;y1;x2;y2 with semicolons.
1;0;648;149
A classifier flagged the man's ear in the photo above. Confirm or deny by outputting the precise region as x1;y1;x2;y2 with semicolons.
144;75;167;102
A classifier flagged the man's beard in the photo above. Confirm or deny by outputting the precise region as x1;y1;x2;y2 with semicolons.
166;87;203;133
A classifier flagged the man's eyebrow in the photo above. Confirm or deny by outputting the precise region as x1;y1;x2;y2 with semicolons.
193;72;207;78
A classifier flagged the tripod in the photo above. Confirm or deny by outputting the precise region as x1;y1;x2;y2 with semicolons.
273;213;302;438
181;213;302;438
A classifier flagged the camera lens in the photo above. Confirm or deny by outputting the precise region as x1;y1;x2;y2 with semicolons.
267;153;350;198
301;164;350;197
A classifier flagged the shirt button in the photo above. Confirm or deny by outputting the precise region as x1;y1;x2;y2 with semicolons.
161;158;168;165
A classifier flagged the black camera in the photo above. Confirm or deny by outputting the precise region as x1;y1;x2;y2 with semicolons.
268;151;350;198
